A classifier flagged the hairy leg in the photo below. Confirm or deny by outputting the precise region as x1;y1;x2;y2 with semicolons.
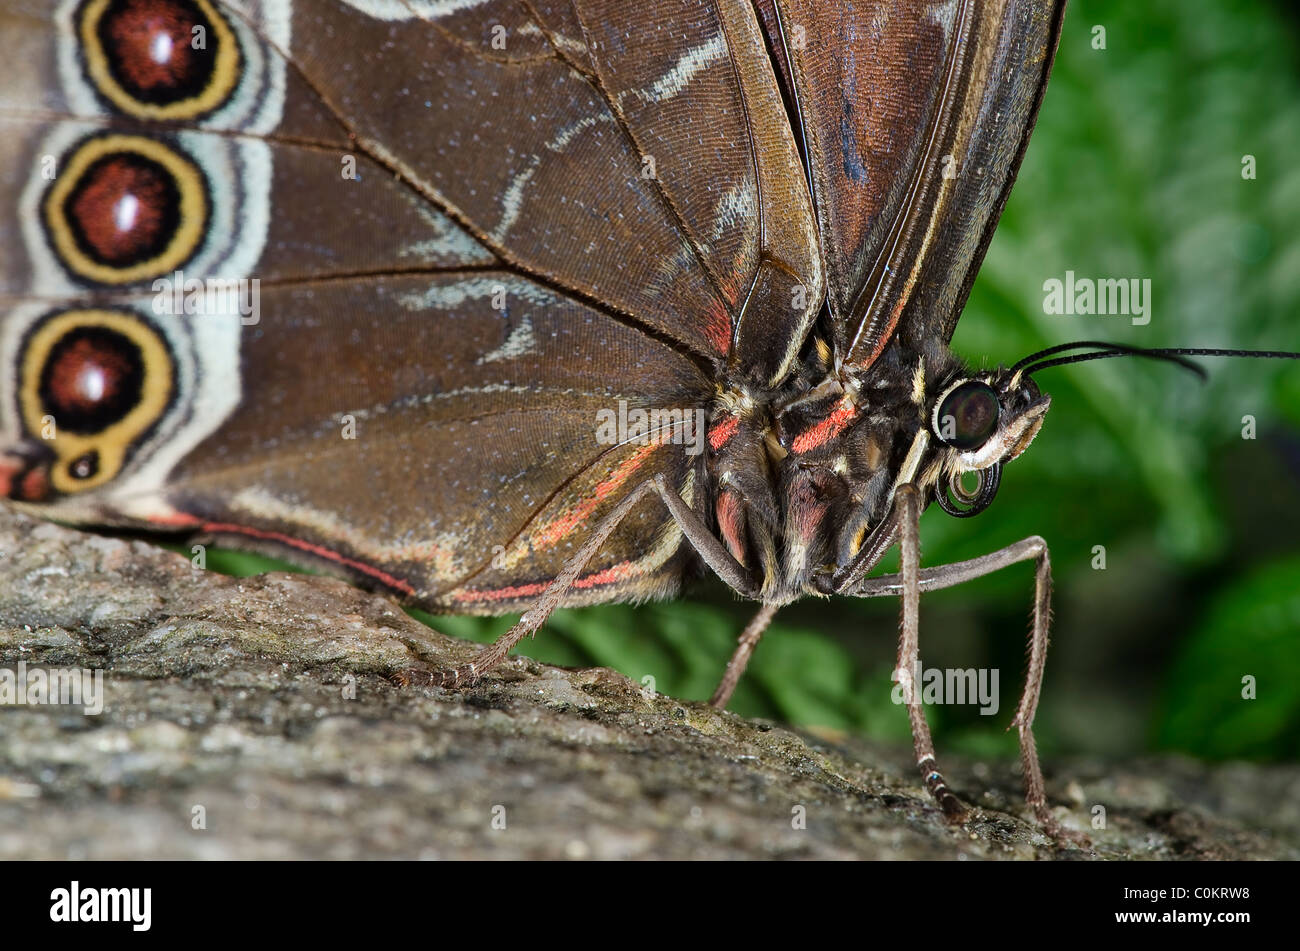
400;474;757;688
709;602;780;708
844;520;1087;843
892;485;968;820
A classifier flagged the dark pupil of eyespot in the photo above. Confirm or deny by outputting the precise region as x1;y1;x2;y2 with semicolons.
99;0;217;105
938;382;999;450
39;327;145;435
69;450;101;481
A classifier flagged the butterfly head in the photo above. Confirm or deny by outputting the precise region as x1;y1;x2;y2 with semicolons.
924;368;1051;518
921;340;1300;519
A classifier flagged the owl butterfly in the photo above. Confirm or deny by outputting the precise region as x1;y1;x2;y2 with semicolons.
4;0;1294;842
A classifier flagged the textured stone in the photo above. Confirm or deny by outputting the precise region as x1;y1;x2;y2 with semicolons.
1;506;1295;859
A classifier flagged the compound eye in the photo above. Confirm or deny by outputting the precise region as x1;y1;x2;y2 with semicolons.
935;381;1000;450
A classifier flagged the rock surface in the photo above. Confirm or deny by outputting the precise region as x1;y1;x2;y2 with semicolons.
1;506;1296;860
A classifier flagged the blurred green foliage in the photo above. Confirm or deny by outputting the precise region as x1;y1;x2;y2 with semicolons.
203;0;1300;762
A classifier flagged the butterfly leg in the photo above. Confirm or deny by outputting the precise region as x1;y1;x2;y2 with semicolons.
891;484;968;821
709;602;780;709
403;474;758;688
844;516;1089;845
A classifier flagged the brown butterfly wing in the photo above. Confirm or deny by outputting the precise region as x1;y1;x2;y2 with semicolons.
276;0;822;386
162;273;712;613
755;0;1066;367
0;0;819;610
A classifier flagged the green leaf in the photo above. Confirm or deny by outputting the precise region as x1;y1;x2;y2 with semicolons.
1154;555;1300;759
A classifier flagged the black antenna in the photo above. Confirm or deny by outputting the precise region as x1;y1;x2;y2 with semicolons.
1011;341;1300;382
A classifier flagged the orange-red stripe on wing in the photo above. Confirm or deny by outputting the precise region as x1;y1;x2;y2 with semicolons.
530;441;660;551
199;520;417;596
450;559;641;605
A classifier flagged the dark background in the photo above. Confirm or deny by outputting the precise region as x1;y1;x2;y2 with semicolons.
210;0;1300;764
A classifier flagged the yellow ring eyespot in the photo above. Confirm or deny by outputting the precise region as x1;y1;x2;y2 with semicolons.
19;310;175;494
78;0;242;121
44;134;208;286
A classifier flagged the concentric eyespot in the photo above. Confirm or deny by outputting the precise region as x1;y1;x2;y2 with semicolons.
933;380;1000;451
78;0;242;121
39;324;146;434
43;134;208;285
19;310;175;494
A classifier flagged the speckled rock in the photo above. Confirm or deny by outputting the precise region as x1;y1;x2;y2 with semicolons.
1;506;1296;859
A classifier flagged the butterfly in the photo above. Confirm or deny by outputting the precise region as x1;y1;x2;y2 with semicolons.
11;0;1298;843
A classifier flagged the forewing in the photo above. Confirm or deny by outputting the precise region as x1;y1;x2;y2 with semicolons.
755;0;1066;367
276;0;823;384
